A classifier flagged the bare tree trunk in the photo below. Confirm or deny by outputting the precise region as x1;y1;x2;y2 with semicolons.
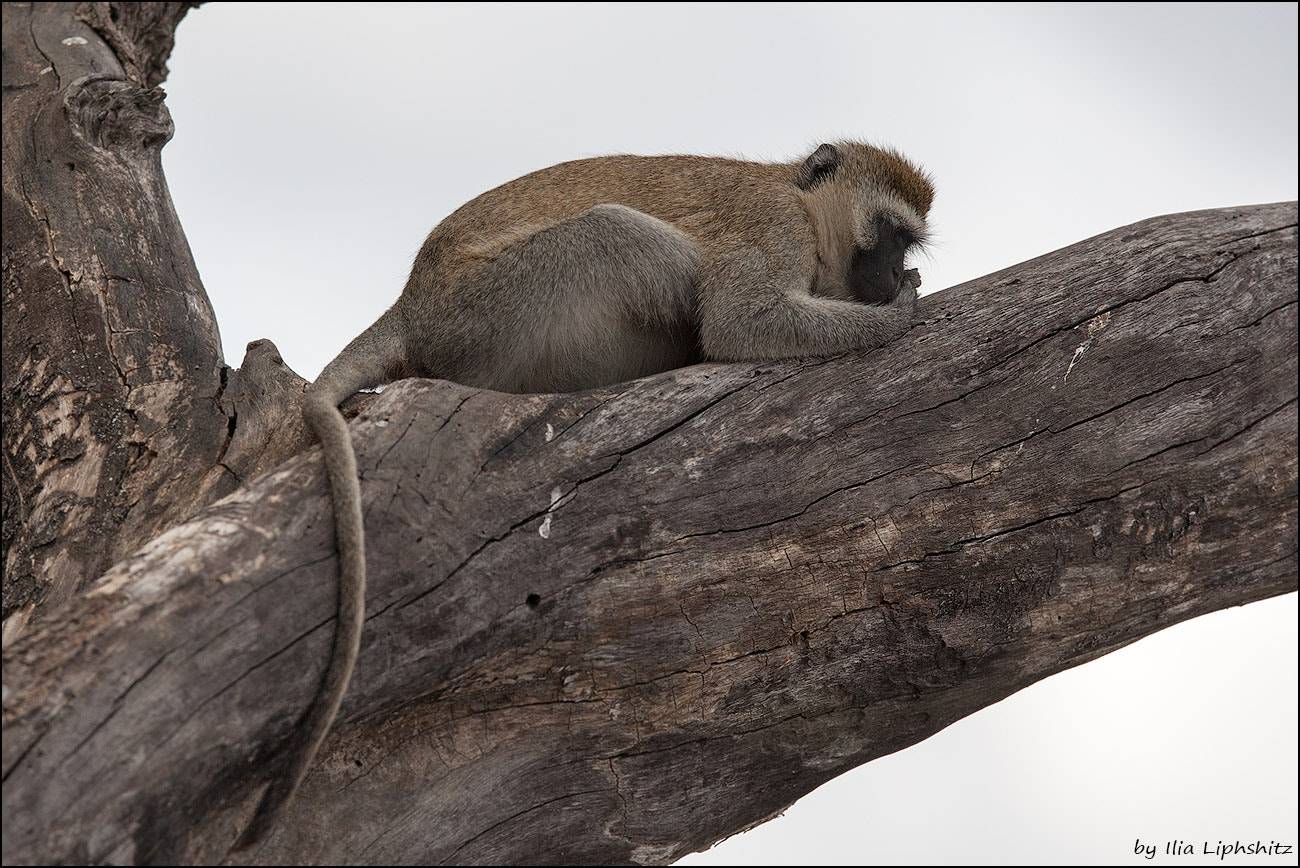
2;4;1296;866
1;0;228;638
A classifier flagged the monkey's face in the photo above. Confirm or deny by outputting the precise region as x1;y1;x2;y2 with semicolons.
849;214;917;305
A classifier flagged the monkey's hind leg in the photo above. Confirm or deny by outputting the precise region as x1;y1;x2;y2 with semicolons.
447;204;703;393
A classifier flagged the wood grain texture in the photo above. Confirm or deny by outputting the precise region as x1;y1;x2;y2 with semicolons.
2;1;221;635
3;201;1295;865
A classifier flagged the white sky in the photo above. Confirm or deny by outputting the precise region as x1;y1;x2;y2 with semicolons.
159;3;1297;864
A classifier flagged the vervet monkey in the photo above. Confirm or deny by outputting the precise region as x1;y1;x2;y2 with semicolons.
235;140;933;848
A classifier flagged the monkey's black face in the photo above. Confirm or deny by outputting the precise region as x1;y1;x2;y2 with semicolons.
849;217;914;305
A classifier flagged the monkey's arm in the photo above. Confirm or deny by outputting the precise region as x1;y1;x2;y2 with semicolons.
698;250;917;362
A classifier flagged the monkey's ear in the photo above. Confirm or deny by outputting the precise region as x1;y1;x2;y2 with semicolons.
796;143;842;190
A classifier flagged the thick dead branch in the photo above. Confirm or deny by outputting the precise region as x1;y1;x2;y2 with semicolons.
3;201;1296;865
2;1;220;636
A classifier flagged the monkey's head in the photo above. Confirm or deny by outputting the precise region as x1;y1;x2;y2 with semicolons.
796;141;934;306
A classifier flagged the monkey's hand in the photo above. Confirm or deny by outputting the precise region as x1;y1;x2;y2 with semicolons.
891;268;921;318
902;267;922;293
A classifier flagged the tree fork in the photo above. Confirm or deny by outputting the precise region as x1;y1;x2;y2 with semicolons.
2;3;1296;866
3;199;1296;864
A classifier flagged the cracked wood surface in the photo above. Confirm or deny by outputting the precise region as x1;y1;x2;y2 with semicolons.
2;202;1296;865
2;2;224;638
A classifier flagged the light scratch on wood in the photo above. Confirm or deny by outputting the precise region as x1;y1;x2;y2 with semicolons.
538;486;563;538
1064;311;1112;384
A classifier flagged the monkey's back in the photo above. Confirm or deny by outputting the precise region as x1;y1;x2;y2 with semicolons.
423;153;801;265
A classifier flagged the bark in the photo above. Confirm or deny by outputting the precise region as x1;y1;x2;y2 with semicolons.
2;1;222;639
1;3;1297;866
3;196;1297;865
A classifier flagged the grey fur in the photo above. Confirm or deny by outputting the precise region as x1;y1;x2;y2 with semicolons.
234;141;933;849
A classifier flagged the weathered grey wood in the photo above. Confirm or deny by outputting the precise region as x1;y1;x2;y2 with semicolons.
3;200;1295;865
1;1;223;638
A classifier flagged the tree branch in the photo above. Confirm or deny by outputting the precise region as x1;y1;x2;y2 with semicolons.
3;202;1295;865
2;1;223;636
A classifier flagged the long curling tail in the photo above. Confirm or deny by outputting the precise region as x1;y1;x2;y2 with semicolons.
234;312;407;851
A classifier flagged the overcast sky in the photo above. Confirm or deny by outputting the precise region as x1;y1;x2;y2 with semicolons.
159;3;1296;864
